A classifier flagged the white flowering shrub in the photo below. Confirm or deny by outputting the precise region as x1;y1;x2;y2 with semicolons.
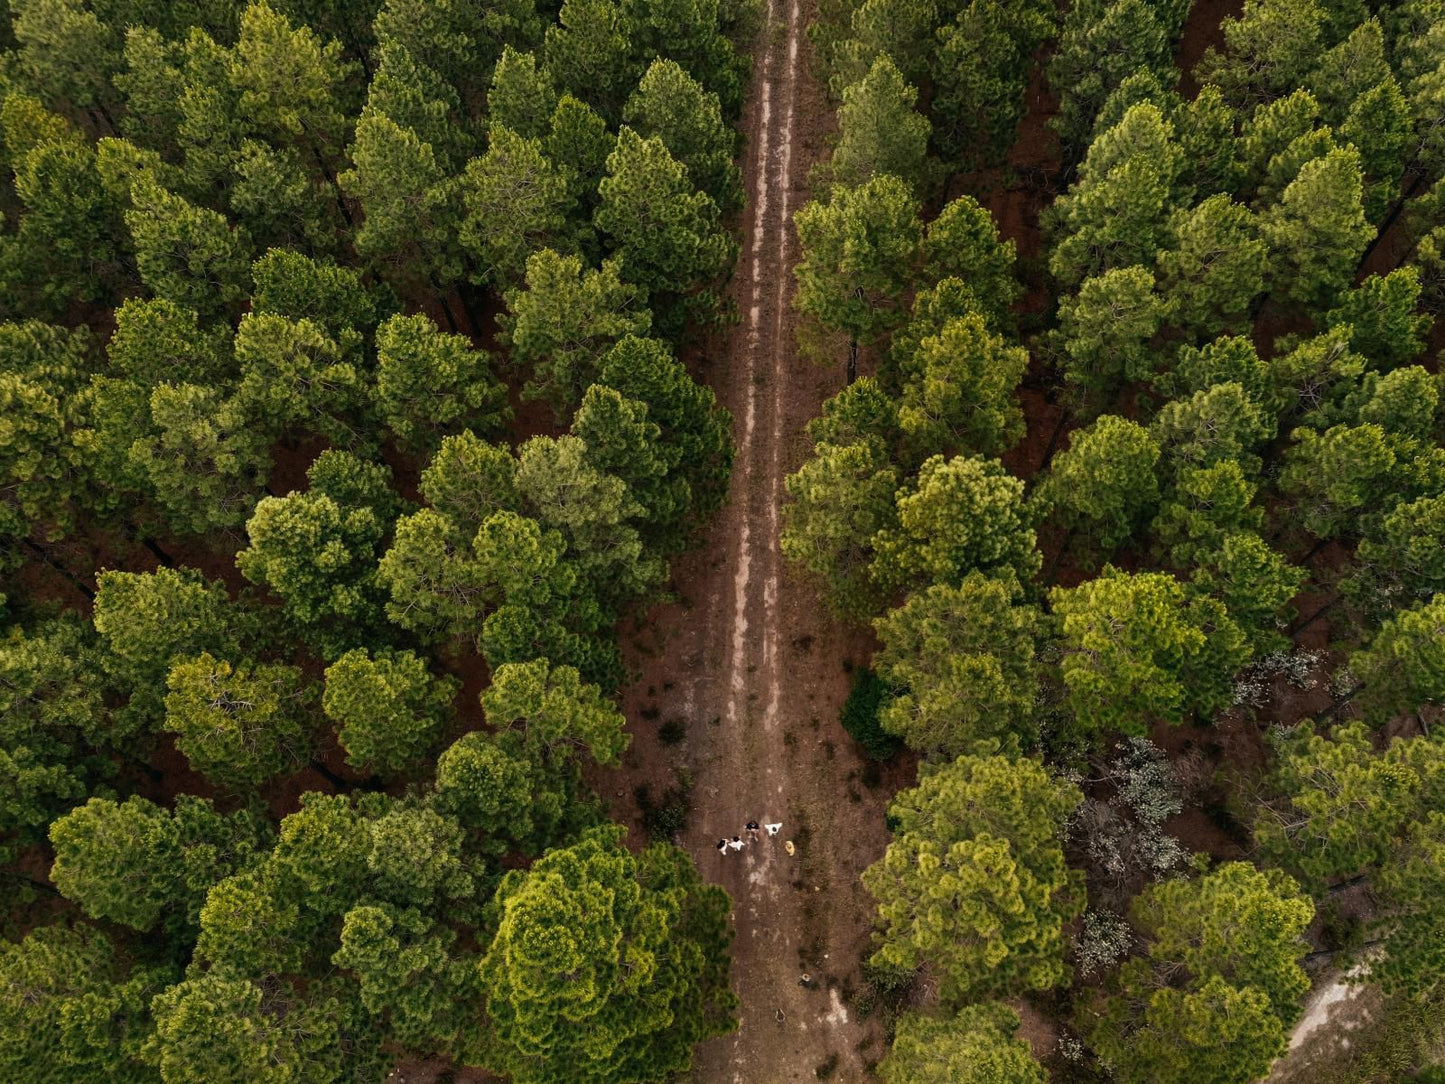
1076;909;1134;976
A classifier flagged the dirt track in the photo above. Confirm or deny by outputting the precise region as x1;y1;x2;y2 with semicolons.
608;1;903;1079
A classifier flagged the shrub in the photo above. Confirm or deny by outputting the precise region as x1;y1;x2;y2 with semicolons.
841;669;901;760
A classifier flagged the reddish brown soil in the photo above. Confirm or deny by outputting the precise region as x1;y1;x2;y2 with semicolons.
596;1;911;1078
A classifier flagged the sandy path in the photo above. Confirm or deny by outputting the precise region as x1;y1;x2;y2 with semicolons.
606;2;899;1079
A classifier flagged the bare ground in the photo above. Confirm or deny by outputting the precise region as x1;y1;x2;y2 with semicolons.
602;1;903;1079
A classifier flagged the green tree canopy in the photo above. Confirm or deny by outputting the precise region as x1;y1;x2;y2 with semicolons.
500;249;652;412
1050;567;1250;735
593;126;733;299
873;454;1041;596
163;653;316;790
373;312;509;454
781;439;899;620
1084;862;1313;1084
862;753;1082;1003
322;648;458;775
878;1004;1047;1084
478;824;735;1084
829;53;930;192
872;572;1041;756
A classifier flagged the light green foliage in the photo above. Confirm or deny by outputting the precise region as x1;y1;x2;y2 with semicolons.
571;384;681;534
250;249;380;344
1156;334;1270;402
92;567;239;691
433;729;559;852
597;335;734;523
0;619;118;845
125;175;253;318
922;196;1021;325
377;507;488;642
106;297;233;388
49;794;267;936
1049;105;1181;288
482;656;628;768
1190;531;1304;652
873;454;1040;596
1157;195;1269;337
1055;266;1165;404
593;126;734;298
1255;722;1428;885
830;54;930;192
1238;89;1321;195
1324;268;1433;370
228;1;351;149
236;453;395;653
126;382;269;535
1266;326;1365;428
478;824;735;1084
1197;0;1326;108
1153;462;1263;567
1040;415;1161;555
1349;594;1445;725
145;971;376;1084
1151;382;1274;474
369;41;471;167
339;110;459;290
1175;84;1245;196
872;572;1040;756
862;753;1082;1003
542;0;635;118
1353;494;1445;612
622;57;741;213
500;249;652;411
1371;811;1445;1000
897;312;1027;458
419;429;519;536
458;125;573;288
781;440;898;620
545;94;614;208
793;174;921;358
232;312;361;444
826;0;938;89
1050;567;1250;735
373;312;509;453
1261;146;1374;308
515;433;664;602
1085;862;1313;1084
488;46;557;140
332;901;483;1056
0;923;168;1083
163;652;315;790
805;376;900;450
1347;366;1439;441
878;1005;1047;1084
1341;77;1412;220
0;371;78;544
323;648;457;775
1307;18;1389;123
1279;422;1397;539
10;0;118;112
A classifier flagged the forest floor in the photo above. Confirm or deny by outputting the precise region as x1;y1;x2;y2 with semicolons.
600;1;912;1079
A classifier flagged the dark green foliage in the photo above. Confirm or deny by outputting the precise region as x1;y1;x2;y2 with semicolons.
840;668;901;760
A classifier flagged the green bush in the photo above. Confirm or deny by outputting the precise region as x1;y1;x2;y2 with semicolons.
841;669;901;761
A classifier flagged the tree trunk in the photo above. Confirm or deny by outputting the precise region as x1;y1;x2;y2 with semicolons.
1360;170;1427;273
21;540;94;600
846;337;858;385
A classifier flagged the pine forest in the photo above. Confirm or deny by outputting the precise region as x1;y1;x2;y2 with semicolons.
0;0;1442;1081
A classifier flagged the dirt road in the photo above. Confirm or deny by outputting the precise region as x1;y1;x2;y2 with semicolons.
608;1;902;1079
